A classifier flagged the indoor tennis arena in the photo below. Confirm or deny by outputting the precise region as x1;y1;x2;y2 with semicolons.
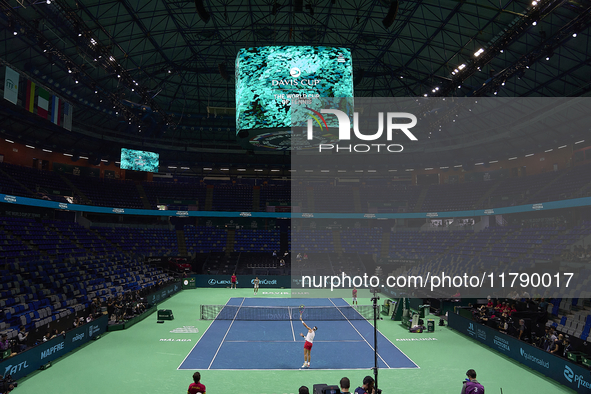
1;1;591;394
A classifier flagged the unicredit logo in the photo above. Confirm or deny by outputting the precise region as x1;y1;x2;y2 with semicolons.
251;279;277;285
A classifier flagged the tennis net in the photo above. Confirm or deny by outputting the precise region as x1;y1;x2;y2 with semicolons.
200;305;374;321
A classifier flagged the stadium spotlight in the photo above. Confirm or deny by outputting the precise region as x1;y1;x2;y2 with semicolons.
382;1;399;29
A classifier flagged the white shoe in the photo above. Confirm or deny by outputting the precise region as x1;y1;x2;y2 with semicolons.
307;362;310;368
301;363;307;368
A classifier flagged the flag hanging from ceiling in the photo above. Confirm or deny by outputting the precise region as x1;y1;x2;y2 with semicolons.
37;88;50;119
3;67;19;105
25;80;35;113
63;101;73;131
51;95;61;125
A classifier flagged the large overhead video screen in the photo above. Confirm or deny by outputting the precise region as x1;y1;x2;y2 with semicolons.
120;148;159;173
235;46;353;150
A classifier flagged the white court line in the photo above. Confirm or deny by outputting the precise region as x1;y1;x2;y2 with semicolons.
208;297;245;369
224;340;365;343
329;298;391;368
180;364;417;371
176;297;234;370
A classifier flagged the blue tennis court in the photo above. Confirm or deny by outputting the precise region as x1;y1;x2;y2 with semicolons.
178;298;419;370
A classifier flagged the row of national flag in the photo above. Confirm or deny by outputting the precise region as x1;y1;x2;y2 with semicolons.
4;66;73;131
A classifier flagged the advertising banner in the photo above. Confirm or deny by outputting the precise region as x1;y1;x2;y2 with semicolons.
0;315;107;381
194;275;291;288
145;282;182;305
448;312;591;393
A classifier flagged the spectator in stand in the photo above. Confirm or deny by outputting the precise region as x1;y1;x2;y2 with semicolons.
298;387;310;394
509;304;517;315
551;334;566;356
539;298;549;313
16;325;28;352
494;301;503;314
546;327;557;352
0;334;10;351
187;371;206;394
518;319;526;341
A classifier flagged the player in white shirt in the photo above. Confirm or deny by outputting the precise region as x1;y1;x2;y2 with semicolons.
299;316;317;368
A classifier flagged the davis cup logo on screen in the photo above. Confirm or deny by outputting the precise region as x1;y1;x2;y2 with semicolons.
290;67;301;78
305;108;418;152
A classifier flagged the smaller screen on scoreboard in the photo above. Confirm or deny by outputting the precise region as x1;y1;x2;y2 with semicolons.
120;148;159;173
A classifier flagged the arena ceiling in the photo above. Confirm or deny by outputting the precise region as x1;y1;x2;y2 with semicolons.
0;0;590;168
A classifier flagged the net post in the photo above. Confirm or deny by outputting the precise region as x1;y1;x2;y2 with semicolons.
371;295;379;392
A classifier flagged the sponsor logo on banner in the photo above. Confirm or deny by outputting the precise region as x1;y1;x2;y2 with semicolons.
59;203;68;210
72;333;85;343
302;213;314;218
176;211;189;216
113;208;124;213
240;212;252;217
477;329;486;340
4;195;16;203
3;361;29;376
484;209;494;215
88;324;99;337
493;335;510;352
364;214;376;218
467;323;475;337
564;365;591;389
208;279;232;285
520;348;549;368
251;279;277;285
41;342;65;360
426;213;438;218
532;203;544;210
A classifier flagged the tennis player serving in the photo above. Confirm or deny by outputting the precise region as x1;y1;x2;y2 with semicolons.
299;316;317;368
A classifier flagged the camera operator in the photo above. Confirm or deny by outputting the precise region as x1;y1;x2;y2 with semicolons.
0;375;17;394
498;313;509;334
354;376;375;394
461;369;485;394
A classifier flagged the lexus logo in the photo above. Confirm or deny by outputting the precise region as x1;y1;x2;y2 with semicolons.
208;279;217;285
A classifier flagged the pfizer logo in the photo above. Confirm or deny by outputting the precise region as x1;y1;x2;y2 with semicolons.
208;279;217;285
564;365;574;382
290;67;301;78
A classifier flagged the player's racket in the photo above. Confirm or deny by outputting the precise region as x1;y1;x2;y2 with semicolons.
299;304;305;318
